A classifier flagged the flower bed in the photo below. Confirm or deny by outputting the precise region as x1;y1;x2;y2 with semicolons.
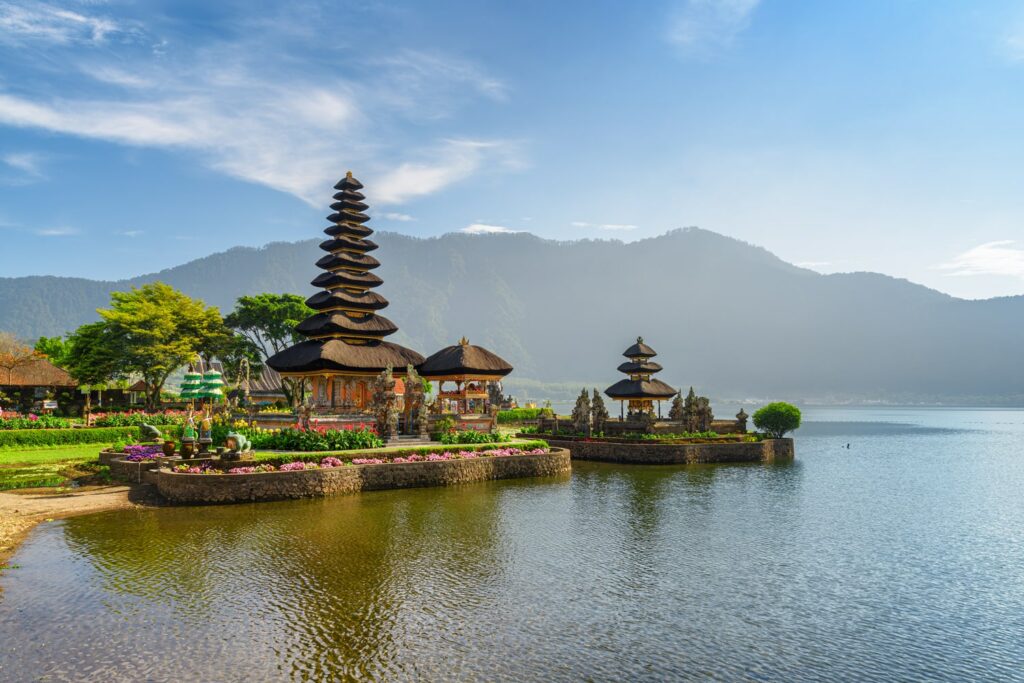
244;425;382;451
0;426;140;449
155;447;571;504
123;444;165;461
0;414;77;430
91;410;188;427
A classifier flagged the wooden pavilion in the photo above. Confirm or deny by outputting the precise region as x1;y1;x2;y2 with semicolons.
419;338;512;416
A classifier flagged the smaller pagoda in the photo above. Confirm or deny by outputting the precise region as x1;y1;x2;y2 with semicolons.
604;337;677;418
419;337;513;415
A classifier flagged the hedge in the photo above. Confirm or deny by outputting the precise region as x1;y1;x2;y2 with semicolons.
252;439;550;464
497;408;549;423
0;426;141;449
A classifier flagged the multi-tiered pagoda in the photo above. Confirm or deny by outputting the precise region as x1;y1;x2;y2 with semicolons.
267;172;425;410
604;337;678;418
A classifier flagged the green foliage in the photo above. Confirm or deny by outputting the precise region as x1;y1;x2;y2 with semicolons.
98;282;228;409
91;412;185;427
250;439;550;464
34;335;70;366
497;408;544;423
433;416;457;436
752;402;802;438
439;430;510;445
245;427;383;452
0;426;140;449
0;415;75;430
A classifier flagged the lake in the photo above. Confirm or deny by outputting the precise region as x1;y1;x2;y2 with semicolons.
2;408;1023;681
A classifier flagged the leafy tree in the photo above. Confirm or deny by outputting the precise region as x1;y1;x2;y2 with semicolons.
0;332;40;385
34;335;70;366
63;322;122;418
752;402;802;438
224;293;312;404
99;282;226;410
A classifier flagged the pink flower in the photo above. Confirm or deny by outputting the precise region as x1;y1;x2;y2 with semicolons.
352;457;385;465
320;456;344;468
280;461;309;471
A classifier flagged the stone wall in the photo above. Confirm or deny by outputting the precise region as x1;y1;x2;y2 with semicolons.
154;448;571;504
540;438;793;465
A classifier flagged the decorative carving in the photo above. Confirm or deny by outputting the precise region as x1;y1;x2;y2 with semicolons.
371;364;399;442
571;388;592;436
735;408;749;433
590;388;609;435
680;387;714;432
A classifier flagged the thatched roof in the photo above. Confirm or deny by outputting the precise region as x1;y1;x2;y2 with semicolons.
295;312;398;338
315;252;381;271
324;218;372;233
305;289;389;312
2;358;76;387
617;361;663;374
334;172;363;191
319;236;378;254
311;270;383;289
622;336;657;359
418;338;513;378
604;378;677;400
267;339;425;375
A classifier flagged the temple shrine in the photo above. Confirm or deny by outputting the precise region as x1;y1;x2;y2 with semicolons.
604;337;678;418
266;172;513;430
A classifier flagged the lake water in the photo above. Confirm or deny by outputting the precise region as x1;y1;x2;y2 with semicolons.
2;408;1024;682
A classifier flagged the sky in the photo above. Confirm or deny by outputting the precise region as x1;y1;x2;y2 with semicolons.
1;0;1024;299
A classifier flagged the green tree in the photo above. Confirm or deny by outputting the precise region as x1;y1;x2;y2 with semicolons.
224;293;312;405
63;322;122;418
99;282;226;410
752;402;802;438
34;335;70;366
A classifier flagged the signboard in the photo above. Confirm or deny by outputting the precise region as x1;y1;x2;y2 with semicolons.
42;400;59;410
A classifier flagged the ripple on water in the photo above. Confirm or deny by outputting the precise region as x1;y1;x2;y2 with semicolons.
2;409;1024;681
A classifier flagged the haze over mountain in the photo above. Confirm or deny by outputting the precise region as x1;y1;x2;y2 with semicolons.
2;228;1021;404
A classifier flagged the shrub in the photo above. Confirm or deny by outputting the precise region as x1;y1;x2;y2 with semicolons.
91;411;187;427
439;430;510;445
752;402;802;438
497;408;544;424
0;415;76;430
245;426;383;452
0;426;140;448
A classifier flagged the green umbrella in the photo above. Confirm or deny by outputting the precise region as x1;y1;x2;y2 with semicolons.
198;370;224;402
180;372;203;400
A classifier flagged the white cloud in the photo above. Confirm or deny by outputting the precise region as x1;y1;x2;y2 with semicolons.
460;223;516;234
380;212;414;222
36;226;78;236
936;241;1024;278
1005;23;1024;63
373;139;521;205
0;1;124;45
2;151;46;182
571;221;639;231
120;230;143;237
666;0;761;54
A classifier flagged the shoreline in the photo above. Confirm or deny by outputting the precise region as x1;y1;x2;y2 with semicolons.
0;484;160;569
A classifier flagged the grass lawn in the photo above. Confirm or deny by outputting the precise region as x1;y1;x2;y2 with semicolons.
0;444;110;491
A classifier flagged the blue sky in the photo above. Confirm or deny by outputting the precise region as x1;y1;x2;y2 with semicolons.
2;0;1024;299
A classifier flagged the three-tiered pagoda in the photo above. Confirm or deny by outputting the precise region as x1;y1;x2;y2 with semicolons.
604;337;678;418
267;172;425;410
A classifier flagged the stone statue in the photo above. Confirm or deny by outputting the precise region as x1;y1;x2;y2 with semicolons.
140;423;162;442
590;388;609;435
571;388;591;436
668;391;685;422
371;365;399;442
224;431;252;456
405;365;430;438
736;408;749;433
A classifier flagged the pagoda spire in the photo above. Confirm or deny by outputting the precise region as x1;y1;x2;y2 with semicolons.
294;172;399;343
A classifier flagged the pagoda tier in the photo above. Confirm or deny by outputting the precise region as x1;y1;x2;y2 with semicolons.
267;172;425;376
605;336;677;401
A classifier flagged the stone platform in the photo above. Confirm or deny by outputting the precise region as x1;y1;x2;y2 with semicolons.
533;437;793;465
153;448;571;504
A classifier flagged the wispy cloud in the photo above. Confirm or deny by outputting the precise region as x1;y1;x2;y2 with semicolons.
120;230;143;237
1;151;46;183
666;0;761;55
380;212;414;222
36;226;78;236
460;223;517;235
936;241;1024;278
572;221;639;231
1004;22;1024;63
0;6;517;206
0;1;126;45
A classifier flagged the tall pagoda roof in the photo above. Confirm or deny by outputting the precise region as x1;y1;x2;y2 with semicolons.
267;171;425;376
418;338;513;379
604;336;676;402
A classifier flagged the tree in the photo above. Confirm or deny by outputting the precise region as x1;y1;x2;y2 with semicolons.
99;282;226;410
590;388;609;435
224;293;312;405
63;322;122;418
34;335;70;367
0;332;40;385
752;402;802;438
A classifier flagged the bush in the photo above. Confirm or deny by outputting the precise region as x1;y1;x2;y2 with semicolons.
0;426;141;448
497;408;544;424
245;427;383;452
91;411;187;427
439;430;510;445
0;415;76;430
752;402;801;438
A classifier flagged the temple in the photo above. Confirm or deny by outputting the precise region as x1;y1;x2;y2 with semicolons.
419;338;513;414
266;172;425;411
604;337;678;418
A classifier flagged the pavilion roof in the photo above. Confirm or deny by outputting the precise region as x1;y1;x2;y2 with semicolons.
604;378;677;400
418;338;513;379
1;358;76;388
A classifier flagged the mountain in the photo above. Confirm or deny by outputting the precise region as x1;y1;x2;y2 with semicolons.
2;228;1022;404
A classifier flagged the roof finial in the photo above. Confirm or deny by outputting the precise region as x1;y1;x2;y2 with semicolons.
346;170;353;179
459;336;469;346
637;336;644;344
